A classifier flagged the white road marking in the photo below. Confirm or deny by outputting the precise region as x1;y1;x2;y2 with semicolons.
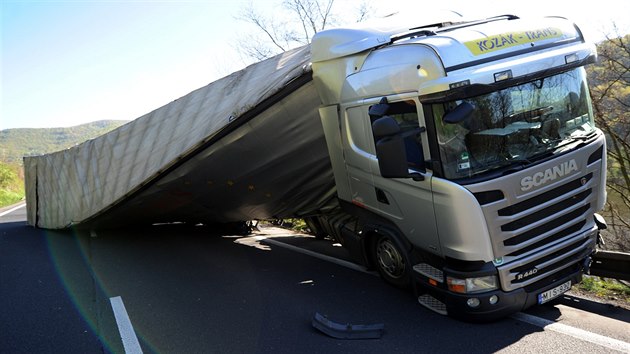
110;296;143;354
0;203;26;217
261;237;377;276
511;312;630;353
259;232;630;353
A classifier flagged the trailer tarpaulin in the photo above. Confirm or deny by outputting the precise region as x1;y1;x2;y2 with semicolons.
24;45;337;229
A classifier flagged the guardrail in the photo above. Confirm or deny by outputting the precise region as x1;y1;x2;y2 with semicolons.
590;250;630;281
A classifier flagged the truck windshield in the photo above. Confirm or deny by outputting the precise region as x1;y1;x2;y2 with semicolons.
431;68;595;180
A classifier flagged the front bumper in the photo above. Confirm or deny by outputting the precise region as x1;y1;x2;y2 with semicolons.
415;259;586;322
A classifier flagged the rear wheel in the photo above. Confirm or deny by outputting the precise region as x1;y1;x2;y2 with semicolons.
372;233;410;288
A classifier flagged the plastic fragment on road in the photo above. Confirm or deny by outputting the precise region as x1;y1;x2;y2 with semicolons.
312;312;385;339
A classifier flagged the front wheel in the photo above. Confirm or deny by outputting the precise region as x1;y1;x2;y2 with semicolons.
372;234;411;288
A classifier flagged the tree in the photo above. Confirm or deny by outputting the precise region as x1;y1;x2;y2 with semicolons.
587;32;630;251
235;0;372;61
0;163;16;189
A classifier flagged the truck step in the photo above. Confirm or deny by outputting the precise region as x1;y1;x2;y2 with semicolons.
412;263;444;283
417;294;448;316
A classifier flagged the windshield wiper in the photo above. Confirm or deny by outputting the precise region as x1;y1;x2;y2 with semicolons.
498;149;556;176
552;133;596;153
499;160;530;175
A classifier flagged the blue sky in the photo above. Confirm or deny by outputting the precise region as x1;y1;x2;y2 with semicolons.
2;0;248;129
2;0;628;130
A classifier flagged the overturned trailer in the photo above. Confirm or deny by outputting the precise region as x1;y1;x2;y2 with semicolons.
24;46;337;229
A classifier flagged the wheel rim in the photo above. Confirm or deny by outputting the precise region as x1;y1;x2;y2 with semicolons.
376;237;405;279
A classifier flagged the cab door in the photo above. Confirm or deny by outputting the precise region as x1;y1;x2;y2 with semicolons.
363;95;441;254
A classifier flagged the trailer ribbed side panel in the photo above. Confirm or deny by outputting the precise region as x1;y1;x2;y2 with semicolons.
24;45;337;229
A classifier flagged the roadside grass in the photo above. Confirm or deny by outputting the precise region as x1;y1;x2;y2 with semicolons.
578;275;630;305
0;190;24;208
0;163;25;208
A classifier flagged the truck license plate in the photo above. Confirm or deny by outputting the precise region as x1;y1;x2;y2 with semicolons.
538;280;571;304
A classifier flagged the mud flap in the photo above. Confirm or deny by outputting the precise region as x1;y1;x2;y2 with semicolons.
312;312;385;339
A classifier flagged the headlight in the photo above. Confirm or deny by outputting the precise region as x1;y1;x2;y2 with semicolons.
447;275;498;294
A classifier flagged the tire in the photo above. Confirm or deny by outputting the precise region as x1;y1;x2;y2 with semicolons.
372;233;411;288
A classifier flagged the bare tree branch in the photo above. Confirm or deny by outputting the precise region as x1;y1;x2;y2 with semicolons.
238;4;288;53
588;28;630;251
355;0;373;23
235;0;372;62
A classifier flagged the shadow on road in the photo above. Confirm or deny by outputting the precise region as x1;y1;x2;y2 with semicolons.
531;293;630;324
5;221;619;353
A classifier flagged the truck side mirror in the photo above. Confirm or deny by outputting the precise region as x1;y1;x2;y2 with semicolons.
372;115;400;137
372;116;425;181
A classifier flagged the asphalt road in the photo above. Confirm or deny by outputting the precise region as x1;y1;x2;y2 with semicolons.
1;203;629;354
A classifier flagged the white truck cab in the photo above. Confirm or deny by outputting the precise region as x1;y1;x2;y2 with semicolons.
311;14;604;320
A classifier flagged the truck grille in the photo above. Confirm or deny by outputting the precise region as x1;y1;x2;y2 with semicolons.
479;171;599;292
500;173;592;257
509;238;591;285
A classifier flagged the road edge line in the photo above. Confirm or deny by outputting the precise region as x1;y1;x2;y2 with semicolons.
261;237;377;276
261;233;629;352
110;296;143;354
511;312;630;353
0;203;26;217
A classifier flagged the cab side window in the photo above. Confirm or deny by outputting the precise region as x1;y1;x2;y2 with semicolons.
370;100;423;169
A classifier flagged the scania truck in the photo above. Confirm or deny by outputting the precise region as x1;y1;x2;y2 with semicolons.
308;14;604;320
25;14;606;321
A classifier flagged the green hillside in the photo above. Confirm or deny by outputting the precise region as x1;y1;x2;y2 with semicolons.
0;120;128;164
0;120;128;207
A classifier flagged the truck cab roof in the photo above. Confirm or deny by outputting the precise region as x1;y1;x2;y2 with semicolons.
311;14;584;71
